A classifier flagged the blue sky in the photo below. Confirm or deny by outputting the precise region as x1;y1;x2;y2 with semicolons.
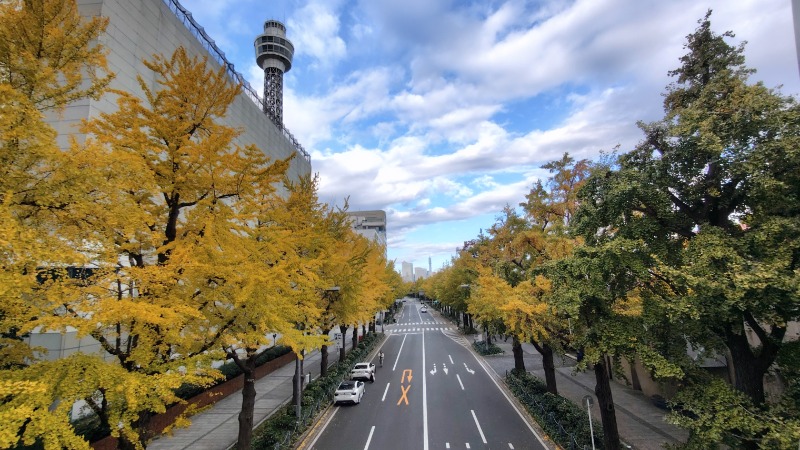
179;0;799;273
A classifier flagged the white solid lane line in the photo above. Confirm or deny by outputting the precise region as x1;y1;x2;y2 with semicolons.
471;410;487;444
448;354;454;364
423;329;429;450
456;374;465;390
392;334;407;371
382;383;390;401
363;425;375;450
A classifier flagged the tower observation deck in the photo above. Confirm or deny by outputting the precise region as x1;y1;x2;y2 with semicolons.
254;20;294;126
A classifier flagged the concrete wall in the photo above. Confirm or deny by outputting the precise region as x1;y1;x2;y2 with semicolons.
61;0;311;180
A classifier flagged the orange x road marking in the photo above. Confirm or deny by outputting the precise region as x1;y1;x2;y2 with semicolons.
397;384;411;405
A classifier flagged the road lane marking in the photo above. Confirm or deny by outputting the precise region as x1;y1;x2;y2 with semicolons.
466;444;470;449
397;384;410;405
382;383;390;401
464;363;475;375
401;369;413;383
456;374;465;390
363;426;375;450
393;334;407;371
443;363;448;375
423;328;429;450
446;444;450;449
448;355;454;364
470;350;549;448
430;364;437;375
508;444;515;449
304;404;339;449
471;410;487;444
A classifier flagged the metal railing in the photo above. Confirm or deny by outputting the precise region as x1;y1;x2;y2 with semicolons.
161;0;310;162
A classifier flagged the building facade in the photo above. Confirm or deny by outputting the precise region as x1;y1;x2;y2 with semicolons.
30;0;311;362
346;210;387;253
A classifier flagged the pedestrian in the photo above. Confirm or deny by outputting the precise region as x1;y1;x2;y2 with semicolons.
379;351;384;367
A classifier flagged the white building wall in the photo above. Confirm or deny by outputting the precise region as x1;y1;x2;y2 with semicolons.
58;0;311;181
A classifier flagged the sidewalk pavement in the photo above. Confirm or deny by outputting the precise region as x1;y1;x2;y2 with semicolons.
470;332;690;450
148;328;364;450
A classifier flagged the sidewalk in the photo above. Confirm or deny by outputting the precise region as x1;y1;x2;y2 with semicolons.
470;332;690;450
148;328;362;450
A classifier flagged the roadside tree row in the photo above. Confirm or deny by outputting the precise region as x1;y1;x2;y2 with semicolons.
424;12;800;450
0;1;401;449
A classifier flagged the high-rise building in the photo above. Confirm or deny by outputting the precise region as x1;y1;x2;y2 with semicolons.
414;267;429;281
401;261;414;282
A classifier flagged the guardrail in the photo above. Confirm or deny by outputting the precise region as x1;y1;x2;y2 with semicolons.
161;0;310;163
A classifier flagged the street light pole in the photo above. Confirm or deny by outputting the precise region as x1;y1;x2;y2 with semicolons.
583;395;596;450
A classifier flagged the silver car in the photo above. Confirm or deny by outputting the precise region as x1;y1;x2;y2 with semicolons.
334;380;365;405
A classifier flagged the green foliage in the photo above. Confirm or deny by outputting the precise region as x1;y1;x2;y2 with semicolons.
472;340;503;355
506;370;603;449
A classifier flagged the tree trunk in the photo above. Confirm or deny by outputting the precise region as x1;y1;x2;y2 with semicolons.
339;325;347;362
352;324;358;350
320;328;330;377
485;323;492;345
725;327;776;406
530;339;558;395
236;356;257;449
594;357;620;450
320;345;329;378
512;336;525;372
118;411;153;450
292;353;301;418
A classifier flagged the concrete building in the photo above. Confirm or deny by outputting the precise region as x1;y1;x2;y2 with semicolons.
346;210;387;253
401;261;414;282
53;0;311;181
30;0;310;362
414;267;429;281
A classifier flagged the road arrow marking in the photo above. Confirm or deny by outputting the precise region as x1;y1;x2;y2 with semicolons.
430;364;437;375
402;369;413;383
464;363;475;375
443;363;448;375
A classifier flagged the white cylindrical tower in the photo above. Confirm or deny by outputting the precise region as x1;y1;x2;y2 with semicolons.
254;20;294;126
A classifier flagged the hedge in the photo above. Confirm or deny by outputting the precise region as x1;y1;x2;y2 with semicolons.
472;340;503;355
505;369;603;450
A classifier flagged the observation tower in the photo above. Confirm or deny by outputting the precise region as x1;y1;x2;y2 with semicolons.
254;20;294;126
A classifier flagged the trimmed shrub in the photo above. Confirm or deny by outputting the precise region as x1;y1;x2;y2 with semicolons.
472;340;503;355
505;370;603;449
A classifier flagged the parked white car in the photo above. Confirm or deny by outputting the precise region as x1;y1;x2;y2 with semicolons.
334;380;365;405
350;362;376;382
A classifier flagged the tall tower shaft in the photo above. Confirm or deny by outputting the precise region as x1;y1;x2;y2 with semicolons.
254;20;294;126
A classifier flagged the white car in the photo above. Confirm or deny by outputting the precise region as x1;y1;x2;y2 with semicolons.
420;306;428;313
334;380;365;405
350;362;376;382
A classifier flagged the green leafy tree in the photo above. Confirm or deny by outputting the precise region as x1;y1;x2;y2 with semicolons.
574;11;800;447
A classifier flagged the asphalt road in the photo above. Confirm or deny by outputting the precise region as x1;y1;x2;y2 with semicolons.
307;298;549;450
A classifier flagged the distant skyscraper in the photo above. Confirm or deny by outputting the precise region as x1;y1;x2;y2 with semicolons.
401;261;414;282
414;267;429;281
429;257;432;274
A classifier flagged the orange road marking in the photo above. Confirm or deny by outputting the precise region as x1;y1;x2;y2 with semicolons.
397;384;410;405
401;369;413;383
